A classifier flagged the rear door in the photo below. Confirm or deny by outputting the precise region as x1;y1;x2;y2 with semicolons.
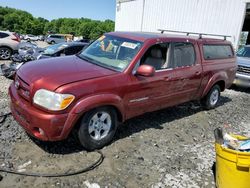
169;41;203;103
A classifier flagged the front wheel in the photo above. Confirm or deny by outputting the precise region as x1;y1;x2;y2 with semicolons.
78;107;118;151
201;85;221;110
0;47;12;60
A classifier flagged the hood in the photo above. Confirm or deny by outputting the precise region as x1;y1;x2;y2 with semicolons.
237;56;250;67
17;55;117;91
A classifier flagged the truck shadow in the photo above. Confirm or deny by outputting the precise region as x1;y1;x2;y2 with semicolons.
30;134;83;155
212;162;216;184
115;96;231;141
31;96;231;154
229;85;250;94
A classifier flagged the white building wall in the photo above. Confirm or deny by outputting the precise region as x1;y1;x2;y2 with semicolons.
115;0;248;48
115;0;144;31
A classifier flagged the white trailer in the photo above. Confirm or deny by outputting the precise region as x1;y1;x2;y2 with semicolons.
115;0;250;48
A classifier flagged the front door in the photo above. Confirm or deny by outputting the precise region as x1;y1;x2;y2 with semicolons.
124;42;178;119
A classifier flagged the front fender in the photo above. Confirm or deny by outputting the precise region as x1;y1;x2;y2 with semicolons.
71;94;125;120
202;71;227;97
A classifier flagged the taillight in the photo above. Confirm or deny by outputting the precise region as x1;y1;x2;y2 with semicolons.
11;38;20;42
12;33;21;42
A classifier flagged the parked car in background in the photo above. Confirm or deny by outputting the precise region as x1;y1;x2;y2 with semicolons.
0;42;88;79
24;34;39;42
38;35;45;41
39;42;88;58
76;38;91;43
9;32;236;150
233;45;250;88
20;34;25;40
15;41;88;61
0;30;20;60
46;34;66;44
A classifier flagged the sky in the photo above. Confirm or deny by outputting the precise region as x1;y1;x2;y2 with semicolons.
0;0;116;21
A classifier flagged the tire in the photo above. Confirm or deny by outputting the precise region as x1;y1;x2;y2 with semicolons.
0;47;12;60
201;85;221;110
78;107;118;151
51;41;55;44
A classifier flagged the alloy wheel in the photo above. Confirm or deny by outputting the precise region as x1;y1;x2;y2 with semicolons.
88;111;112;141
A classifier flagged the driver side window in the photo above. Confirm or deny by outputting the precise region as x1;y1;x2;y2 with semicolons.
140;43;170;71
140;42;195;70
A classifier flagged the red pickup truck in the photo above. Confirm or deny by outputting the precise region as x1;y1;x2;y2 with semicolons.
9;32;237;150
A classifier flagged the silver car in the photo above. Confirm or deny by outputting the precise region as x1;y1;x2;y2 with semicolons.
46;34;66;44
0;30;20;60
233;45;250;88
24;34;39;41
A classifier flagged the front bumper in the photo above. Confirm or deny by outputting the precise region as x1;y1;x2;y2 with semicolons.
233;73;250;88
9;83;79;141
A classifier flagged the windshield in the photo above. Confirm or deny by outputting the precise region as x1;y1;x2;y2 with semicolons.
78;35;143;71
237;46;250;58
43;43;68;55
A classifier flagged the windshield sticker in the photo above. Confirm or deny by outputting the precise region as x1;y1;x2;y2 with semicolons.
121;42;138;49
98;35;106;41
117;63;126;68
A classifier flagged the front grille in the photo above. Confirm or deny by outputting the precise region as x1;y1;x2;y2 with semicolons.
16;76;30;101
237;65;250;75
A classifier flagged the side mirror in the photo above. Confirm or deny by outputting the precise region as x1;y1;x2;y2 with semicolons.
136;65;155;77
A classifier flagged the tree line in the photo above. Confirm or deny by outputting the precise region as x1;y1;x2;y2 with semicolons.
0;6;115;39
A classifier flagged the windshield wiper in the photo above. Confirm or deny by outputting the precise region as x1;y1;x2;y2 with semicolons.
76;54;120;72
105;64;122;71
76;54;96;64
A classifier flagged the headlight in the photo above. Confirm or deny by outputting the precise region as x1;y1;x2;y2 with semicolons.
33;89;75;111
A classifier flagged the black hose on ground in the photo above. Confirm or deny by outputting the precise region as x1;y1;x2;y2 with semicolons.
0;113;105;178
0;151;104;178
0;112;12;124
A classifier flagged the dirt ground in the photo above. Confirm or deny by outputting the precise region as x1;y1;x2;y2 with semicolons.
0;42;250;188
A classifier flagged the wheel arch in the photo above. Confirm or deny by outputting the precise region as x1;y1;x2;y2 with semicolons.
61;94;124;139
216;80;225;92
202;73;227;98
0;45;13;51
72;94;125;123
72;104;123;134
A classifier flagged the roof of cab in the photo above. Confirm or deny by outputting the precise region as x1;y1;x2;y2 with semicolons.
107;31;231;44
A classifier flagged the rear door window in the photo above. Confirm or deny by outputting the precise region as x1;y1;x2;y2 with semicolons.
203;44;233;60
172;42;196;68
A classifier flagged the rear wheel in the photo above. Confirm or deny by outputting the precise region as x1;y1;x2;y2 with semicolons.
51;41;55;44
0;47;12;60
201;85;221;110
78;107;118;151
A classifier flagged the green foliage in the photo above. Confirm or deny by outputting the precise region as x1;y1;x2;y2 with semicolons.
0;6;115;39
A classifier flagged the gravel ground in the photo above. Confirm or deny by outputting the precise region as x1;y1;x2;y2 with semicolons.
0;46;250;187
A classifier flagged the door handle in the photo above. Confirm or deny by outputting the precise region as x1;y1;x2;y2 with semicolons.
195;71;201;76
163;77;170;81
